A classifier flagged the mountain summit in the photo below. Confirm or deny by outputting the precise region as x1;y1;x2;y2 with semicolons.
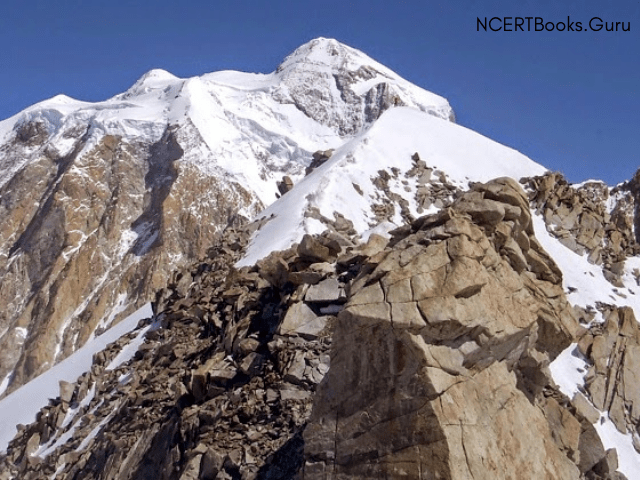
1;38;640;479
0;38;454;397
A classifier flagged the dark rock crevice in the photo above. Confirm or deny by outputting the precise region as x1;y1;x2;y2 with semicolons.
7;126;90;280
131;125;183;256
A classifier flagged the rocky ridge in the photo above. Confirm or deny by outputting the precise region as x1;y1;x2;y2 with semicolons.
0;37;453;396
1;178;633;479
525;172;640;287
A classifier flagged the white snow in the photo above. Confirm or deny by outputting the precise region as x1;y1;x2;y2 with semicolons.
532;214;640;319
548;343;588;399
0;374;11;397
595;417;640;478
14;327;27;339
0;303;153;454
106;316;160;371
240;107;546;266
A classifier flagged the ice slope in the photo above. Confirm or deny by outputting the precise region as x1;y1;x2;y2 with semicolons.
0;303;153;454
239;106;547;266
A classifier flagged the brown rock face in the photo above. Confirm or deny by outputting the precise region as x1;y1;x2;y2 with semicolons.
525;172;640;285
580;306;640;441
302;178;615;479
0;178;632;479
0;125;262;395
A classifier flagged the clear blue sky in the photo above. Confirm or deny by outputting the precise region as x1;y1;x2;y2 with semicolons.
1;0;638;185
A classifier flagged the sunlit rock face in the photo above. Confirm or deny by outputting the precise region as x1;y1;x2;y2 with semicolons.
0;126;260;393
303;178;587;479
0;37;453;395
3;36;640;480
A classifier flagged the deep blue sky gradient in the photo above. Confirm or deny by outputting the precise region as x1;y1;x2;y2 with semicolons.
1;0;638;184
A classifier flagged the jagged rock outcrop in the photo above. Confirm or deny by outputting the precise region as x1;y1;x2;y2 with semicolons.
525;172;640;286
303;178;622;479
2;178;631;479
578;305;640;452
367;153;461;227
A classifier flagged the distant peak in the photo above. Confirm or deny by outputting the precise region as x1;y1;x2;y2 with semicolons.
133;68;179;86
47;94;75;104
302;37;345;52
143;68;178;80
121;68;180;98
276;37;388;75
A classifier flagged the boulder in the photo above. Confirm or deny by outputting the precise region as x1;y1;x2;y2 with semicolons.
279;302;329;340
276;175;294;195
59;380;75;404
572;392;601;425
297;234;333;263
304;278;346;303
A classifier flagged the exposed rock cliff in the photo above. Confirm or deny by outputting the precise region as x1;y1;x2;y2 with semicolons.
0;125;260;395
1;179;630;479
2;38;640;479
525;172;640;286
303;178;612;479
0;38;453;396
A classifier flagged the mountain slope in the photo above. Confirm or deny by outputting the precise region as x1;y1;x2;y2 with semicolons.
1;38;640;479
239;106;546;266
0;38;452;396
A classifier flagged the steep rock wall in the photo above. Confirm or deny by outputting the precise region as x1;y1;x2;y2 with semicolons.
303;178;619;479
0;125;261;394
2;178;629;479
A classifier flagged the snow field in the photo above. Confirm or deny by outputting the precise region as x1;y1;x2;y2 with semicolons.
240;107;547;266
0;303;153;454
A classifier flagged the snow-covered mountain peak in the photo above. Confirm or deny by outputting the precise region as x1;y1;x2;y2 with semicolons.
139;68;178;82
277;37;386;74
36;94;80;108
117;68;182;100
0;38;458;396
270;37;454;136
